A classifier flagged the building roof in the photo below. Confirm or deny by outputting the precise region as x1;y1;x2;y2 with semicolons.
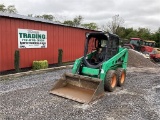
0;12;93;30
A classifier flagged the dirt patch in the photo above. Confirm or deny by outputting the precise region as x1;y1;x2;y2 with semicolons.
128;49;157;68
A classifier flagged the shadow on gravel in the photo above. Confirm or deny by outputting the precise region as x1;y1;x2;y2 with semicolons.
0;62;74;76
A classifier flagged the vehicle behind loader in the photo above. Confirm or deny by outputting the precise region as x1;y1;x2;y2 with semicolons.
50;32;128;103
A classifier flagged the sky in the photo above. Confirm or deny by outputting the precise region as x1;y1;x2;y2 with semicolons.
0;0;160;32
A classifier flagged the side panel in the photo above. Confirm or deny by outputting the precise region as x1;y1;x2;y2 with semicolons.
100;48;128;82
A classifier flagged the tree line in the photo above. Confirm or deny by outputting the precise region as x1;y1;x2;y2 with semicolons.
0;4;17;13
0;4;159;46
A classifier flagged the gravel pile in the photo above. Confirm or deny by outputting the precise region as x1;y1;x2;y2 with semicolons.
128;49;157;67
0;67;160;120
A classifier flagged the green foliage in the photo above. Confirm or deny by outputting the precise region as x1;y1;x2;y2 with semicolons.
106;15;124;34
116;27;126;38
153;28;160;47
0;4;6;12
63;15;83;27
32;60;48;70
63;20;74;26
124;29;138;39
73;15;83;27
28;14;55;21
117;27;160;48
14;50;20;72
42;14;54;21
0;4;17;13
63;16;98;30
34;15;42;18
81;23;98;30
34;14;54;21
7;5;17;13
28;14;33;17
137;28;151;39
58;49;63;65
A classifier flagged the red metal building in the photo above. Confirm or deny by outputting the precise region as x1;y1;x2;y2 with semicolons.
0;12;97;72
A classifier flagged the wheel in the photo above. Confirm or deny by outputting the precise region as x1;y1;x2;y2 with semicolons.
154;58;159;62
104;70;117;92
116;68;126;87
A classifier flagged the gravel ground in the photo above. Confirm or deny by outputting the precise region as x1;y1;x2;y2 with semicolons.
0;67;160;120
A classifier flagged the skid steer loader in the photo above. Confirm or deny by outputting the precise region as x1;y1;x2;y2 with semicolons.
50;32;128;103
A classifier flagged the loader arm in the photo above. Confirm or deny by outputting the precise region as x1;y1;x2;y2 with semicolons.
72;51;95;74
100;48;128;82
72;57;83;74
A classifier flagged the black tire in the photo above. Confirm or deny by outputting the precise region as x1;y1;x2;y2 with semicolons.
104;70;117;92
154;58;159;62
116;68;126;87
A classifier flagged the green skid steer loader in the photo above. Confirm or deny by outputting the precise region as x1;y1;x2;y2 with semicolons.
50;32;128;103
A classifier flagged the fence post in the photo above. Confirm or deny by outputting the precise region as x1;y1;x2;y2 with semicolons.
14;50;20;72
58;49;63;65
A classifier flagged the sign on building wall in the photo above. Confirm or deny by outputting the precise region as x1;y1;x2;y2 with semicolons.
18;29;47;48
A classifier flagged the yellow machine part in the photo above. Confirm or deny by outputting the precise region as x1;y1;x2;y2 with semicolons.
153;48;160;54
50;73;104;104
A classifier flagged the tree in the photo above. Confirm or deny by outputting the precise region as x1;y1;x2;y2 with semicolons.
28;14;33;17
42;14;54;21
153;28;160;47
116;27;126;38
34;15;43;18
34;14;54;21
137;28;151;40
81;23;98;30
7;5;17;13
125;29;138;39
0;4;17;13
63;20;74;26
63;15;83;27
106;15;124;34
0;4;6;12
73;15;83;27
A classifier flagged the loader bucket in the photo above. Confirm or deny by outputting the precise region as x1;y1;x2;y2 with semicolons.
50;73;104;103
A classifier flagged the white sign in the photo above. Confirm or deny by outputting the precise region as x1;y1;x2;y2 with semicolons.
18;29;47;48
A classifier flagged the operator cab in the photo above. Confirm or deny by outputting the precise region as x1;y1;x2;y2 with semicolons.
129;38;143;51
83;32;119;68
143;40;156;47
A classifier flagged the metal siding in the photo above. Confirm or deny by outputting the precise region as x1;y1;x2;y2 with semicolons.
47;24;54;63
40;23;46;61
0;18;2;71
53;25;59;63
63;27;68;62
0;18;1;70
1;18;11;71
26;20;35;67
0;17;95;72
23;20;29;67
6;19;11;69
65;27;71;62
33;22;42;64
10;19;17;69
1;18;5;71
27;20;37;67
18;19;27;68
